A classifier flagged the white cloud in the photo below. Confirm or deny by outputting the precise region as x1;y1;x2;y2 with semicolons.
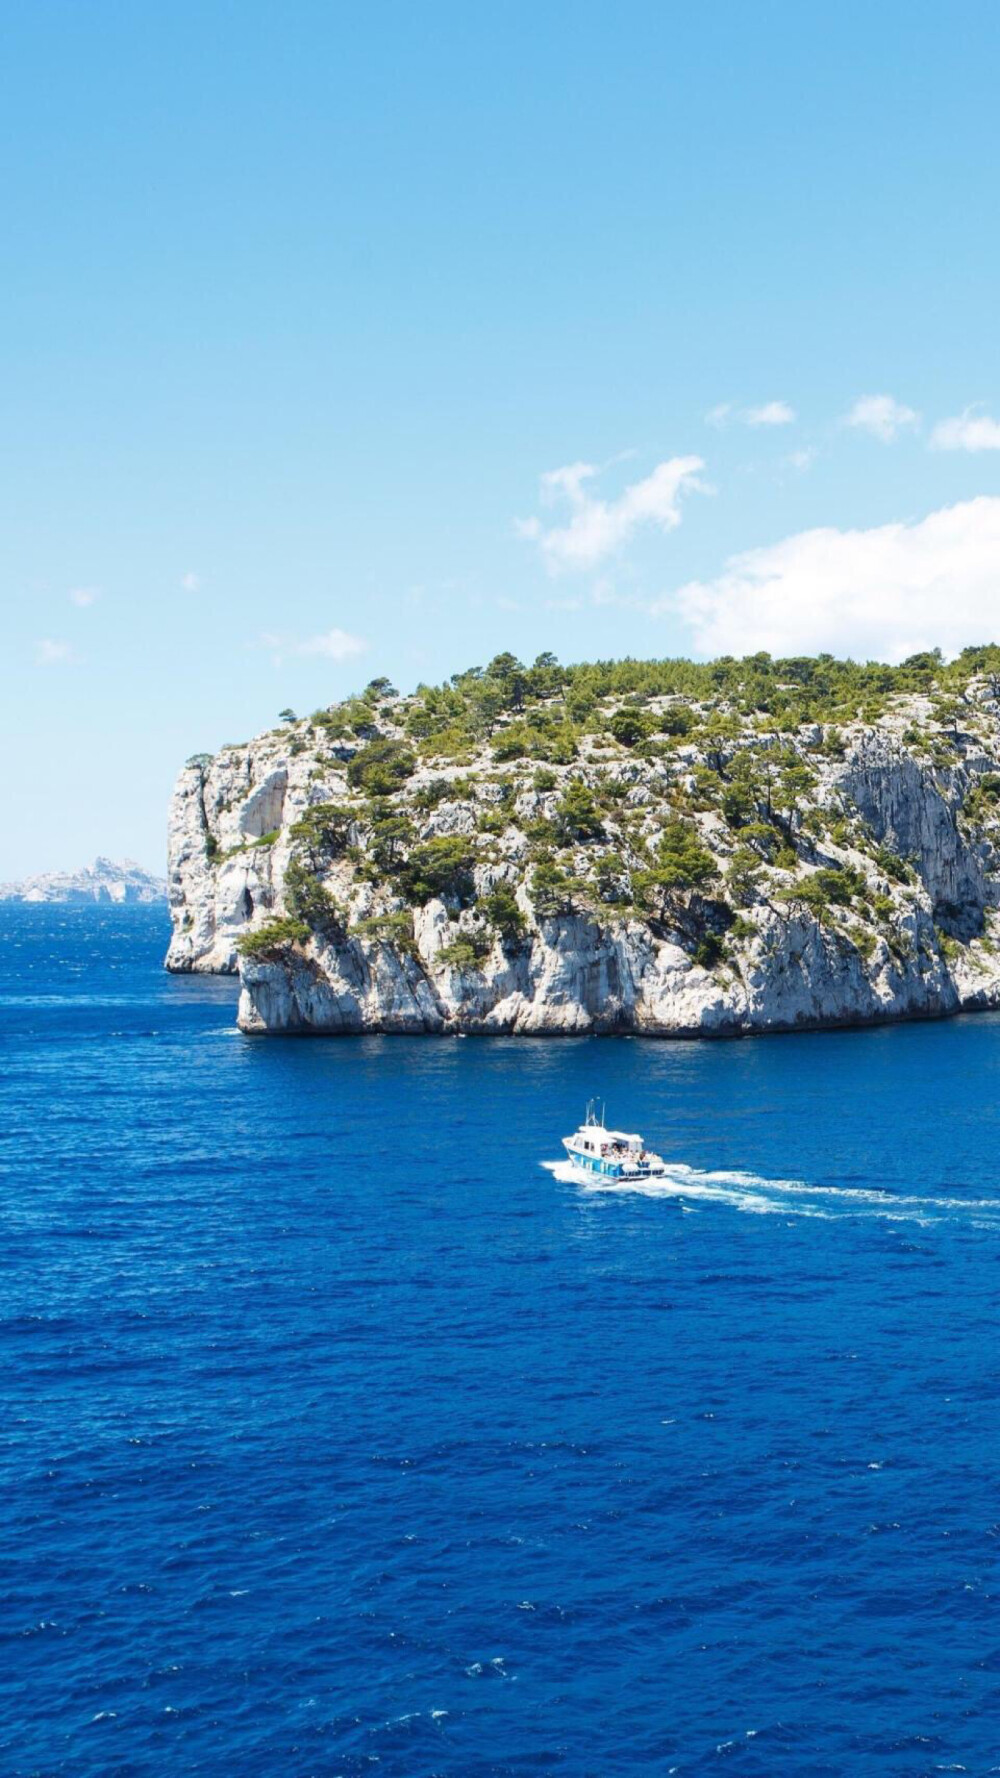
843;393;919;443
784;447;817;474
744;400;796;427
516;456;708;572
663;496;1000;662
930;406;1000;452
294;627;368;660
68;586;98;607
35;638;74;664
180;570;201;591
259;626;368;666
539;461;597;505
706;400;795;428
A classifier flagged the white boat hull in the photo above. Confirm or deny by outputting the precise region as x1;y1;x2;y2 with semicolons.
561;1139;669;1184
559;1108;671;1186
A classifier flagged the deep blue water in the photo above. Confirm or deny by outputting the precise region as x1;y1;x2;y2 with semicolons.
3;906;1000;1777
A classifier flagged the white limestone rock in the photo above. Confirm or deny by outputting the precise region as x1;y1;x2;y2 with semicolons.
0;857;166;904
168;687;1000;1036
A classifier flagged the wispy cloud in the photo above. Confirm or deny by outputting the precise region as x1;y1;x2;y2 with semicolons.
660;495;1000;662
784;447;817;474
930;406;1000;452
259;626;369;667
744;400;796;427
538;461;598;504
180;570;201;591
843;393;919;443
35;638;75;665
707;400;796;429
516;456;708;572
294;628;368;660
541;578;645;617
68;586;98;608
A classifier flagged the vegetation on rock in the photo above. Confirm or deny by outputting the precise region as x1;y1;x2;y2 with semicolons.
236;916;311;960
183;645;1000;1003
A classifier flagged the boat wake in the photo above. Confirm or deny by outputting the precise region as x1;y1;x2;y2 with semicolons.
541;1159;1000;1227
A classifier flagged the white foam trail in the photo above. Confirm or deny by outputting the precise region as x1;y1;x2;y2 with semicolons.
541;1158;1000;1227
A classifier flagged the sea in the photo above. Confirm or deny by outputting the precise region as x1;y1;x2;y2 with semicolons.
3;903;1000;1778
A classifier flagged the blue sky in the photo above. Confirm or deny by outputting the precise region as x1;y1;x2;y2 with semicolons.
5;1;1000;875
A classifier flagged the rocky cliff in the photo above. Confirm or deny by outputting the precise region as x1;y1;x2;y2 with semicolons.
165;650;1000;1036
2;857;166;904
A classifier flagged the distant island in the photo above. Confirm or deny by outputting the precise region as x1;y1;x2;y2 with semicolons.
166;647;1000;1037
1;857;167;905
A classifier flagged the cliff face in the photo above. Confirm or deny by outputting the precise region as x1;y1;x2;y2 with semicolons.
235;901;967;1037
166;660;1000;1036
166;757;289;971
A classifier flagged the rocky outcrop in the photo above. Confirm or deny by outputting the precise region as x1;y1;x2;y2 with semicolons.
166;755;292;971
1;857;166;904
840;731;989;938
166;667;1000;1036
235;895;964;1037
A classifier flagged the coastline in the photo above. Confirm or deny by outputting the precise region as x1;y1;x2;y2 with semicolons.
166;654;1000;1041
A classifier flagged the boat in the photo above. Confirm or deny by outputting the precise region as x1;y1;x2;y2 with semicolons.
561;1101;669;1183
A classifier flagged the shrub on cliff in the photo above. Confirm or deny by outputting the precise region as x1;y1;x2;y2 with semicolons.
814;865;865;904
594;852;632;905
736;821;784;861
693;931;725;969
237;917;310;961
725;846;762;907
607;707;653;748
776;865;864;924
633;823;717;922
658;705;693;737
644;821;717;893
416;724;476;762
493;720;578;765
366;809;414;871
351;910;417;955
781;879;831;921
530;860;585;917
399;836;475;905
310;708;350;736
347;739;415;795
283;856;344;934
721;779;758;829
289;803;356;857
436;932;490;971
554;781;604;843
363;676;397;703
411;778;455;810
871;843;912;883
478;882;527;946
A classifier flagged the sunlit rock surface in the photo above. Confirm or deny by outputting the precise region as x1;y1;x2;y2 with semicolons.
165;663;1000;1035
